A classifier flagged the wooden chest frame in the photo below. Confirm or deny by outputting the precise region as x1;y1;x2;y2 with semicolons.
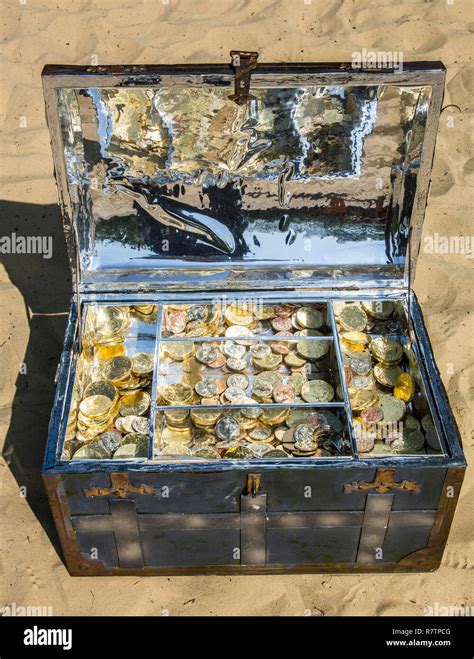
41;60;466;575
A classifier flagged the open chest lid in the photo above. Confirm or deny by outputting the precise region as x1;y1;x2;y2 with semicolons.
42;56;445;295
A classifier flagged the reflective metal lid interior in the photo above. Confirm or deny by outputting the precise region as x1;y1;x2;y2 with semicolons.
42;61;445;293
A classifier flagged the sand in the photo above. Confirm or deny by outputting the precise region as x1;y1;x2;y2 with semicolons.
0;0;472;617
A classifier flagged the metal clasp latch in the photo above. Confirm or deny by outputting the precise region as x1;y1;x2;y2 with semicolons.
246;473;261;497
229;50;259;106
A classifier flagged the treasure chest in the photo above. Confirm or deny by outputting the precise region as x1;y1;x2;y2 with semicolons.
41;53;466;575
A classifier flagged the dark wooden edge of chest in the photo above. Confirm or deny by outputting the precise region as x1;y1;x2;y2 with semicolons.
42;466;465;576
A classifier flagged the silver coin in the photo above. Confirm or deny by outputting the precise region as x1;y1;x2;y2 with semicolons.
294;423;315;444
196;345;219;364
132;417;151;434
226;374;249;390
250;343;272;359
195;379;218;397
226;357;247;372
97;430;122;455
224;386;247;401
215;415;241;440
223;341;246;359
115;415;137;434
350;354;372;375
252;379;273;398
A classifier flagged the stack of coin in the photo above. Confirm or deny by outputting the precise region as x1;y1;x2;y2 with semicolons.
161;302;329;339
334;300;433;456
67;304;156;460
158;337;333;408
154;405;347;460
76;394;118;443
86;306;130;349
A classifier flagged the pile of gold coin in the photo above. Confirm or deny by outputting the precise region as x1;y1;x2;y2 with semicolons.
65;305;156;460
154;406;347;460
334;301;435;456
158;336;334;409
154;301;350;460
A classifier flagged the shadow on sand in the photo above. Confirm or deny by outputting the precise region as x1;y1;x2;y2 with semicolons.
1;199;71;559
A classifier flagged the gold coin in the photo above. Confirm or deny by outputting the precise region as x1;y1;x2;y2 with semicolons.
284;352;307;368
164;341;195;361
160;443;192;456
301;380;334;403
341;338;366;353
163;408;190;426
341;331;369;345
190;408;222;427
225;445;254;459
119;391;151;416
185;321;208;337
160;427;194;444
255;371;283;388
373;363;403;388
394;372;414;402
84;380;117;402
72;443;109;460
296;329;323;337
262;447;289;459
181;356;205;374
162;383;193;405
95;343;126;360
296;306;324;330
102;356;132;382
260;407;288;425
296;340;329;360
133;304;155;315
191;446;221;460
224;305;254;327
182;372;203;389
248;424;273;442
79;394;113;419
350;389;378;411
231;400;261;420
361;300;395;319
131;352;154;376
252;353;282;371
90;306;128;338
77;418;110;433
370;337;403;364
122;432;148;449
338;305;368;332
287;373;307;396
